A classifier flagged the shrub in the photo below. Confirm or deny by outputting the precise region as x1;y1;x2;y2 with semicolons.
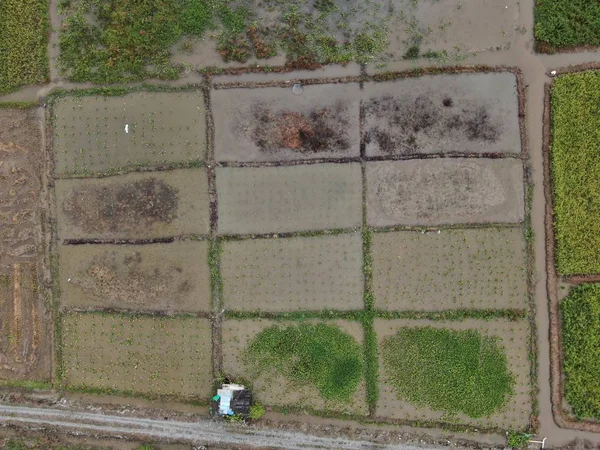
507;430;531;449
561;284;600;419
551;71;600;275
249;402;266;420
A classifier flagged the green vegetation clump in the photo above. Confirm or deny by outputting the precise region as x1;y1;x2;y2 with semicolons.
248;402;266;420
561;284;600;420
507;430;531;449
0;0;49;94
382;327;514;418
550;71;600;275
244;323;363;401
535;0;600;52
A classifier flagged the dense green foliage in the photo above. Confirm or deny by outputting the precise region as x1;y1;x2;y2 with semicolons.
244;323;363;401
561;284;600;420
551;71;600;275
382;327;514;418
535;0;600;51
0;0;49;94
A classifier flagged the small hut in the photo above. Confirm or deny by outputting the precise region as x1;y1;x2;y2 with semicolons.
213;383;251;417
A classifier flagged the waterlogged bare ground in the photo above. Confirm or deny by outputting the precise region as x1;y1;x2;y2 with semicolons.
372;227;528;311
212;84;360;162
55;169;210;241
374;318;531;429
52;92;206;175
366;159;525;227
363;73;521;156
222;318;368;416
62;313;213;399
216;163;363;234
58;241;211;313
221;233;364;312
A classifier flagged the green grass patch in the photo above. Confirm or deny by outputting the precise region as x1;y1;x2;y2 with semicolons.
561;283;600;420
535;0;600;52
0;0;49;94
382;327;514;418
550;71;600;275
244;323;363;402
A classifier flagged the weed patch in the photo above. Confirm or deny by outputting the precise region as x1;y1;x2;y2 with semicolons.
561;284;600;420
382;327;514;418
244;323;363;402
0;0;49;94
550;71;600;275
535;0;600;52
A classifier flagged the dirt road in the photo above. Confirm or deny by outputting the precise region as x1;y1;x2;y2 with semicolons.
0;404;437;450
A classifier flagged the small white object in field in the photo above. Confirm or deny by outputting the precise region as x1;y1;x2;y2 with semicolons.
67;278;71;282
292;83;304;95
550;70;557;76
437;230;441;234
125;124;129;133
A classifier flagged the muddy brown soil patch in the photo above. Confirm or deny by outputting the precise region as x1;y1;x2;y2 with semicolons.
62;313;212;399
372;227;528;311
0;108;51;383
63;178;178;235
58;241;211;313
55;169;210;241
362;73;521;156
212;84;360;162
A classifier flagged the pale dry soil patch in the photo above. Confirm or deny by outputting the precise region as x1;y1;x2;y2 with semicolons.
366;159;525;227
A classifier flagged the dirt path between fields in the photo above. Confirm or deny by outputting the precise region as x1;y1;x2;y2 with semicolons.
3;0;600;447
0;404;455;450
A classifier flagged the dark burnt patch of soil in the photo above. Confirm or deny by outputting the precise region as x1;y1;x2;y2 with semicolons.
251;101;350;153
63;178;179;234
364;94;499;155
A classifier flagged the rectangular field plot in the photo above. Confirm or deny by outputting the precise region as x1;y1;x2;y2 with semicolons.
62;313;212;399
55;169;210;241
363;72;521;156
374;318;531;429
221;234;363;312
212;84;360;162
222;319;368;415
0;263;51;382
216;164;362;234
52;91;206;175
372;228;527;310
58;241;211;313
366;159;524;227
